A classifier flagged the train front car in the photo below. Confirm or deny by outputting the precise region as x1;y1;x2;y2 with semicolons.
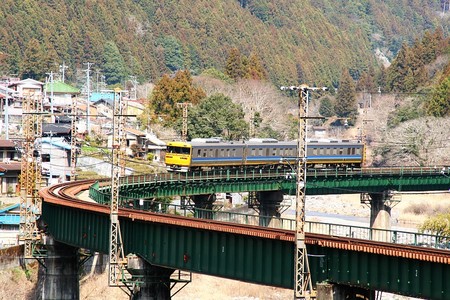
165;141;193;172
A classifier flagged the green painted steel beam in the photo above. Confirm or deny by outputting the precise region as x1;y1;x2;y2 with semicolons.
42;201;450;299
89;169;450;202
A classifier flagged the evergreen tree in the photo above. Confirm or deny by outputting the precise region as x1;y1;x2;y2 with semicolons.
158;35;184;72
426;77;450;117
148;70;206;125
225;47;244;80
245;52;268;80
21;38;44;79
386;43;410;92
334;69;358;123
102;41;127;85
319;96;335;117
187;93;248;140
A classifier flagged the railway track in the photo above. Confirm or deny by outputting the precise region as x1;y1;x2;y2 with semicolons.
39;179;450;265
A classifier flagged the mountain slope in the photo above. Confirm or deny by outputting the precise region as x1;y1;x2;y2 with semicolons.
0;0;447;86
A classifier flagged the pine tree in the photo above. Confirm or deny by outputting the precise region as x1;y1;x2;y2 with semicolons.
102;41;127;85
386;43;410;92
334;69;358;123
225;47;244;80
148;70;206;125
21;38;44;79
426;77;450;117
244;52;268;80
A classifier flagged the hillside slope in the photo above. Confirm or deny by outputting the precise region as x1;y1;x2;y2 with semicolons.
0;0;448;86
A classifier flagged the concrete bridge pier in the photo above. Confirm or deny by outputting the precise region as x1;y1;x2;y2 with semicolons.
257;191;283;227
192;194;216;219
35;236;79;300
361;191;400;242
316;282;375;299
128;256;174;300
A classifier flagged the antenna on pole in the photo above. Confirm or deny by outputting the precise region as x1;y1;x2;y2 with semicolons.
281;84;327;299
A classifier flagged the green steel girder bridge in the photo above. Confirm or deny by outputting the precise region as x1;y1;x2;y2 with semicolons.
88;167;450;202
39;167;450;299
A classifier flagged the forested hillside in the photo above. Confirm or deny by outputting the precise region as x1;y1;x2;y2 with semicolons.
0;0;448;86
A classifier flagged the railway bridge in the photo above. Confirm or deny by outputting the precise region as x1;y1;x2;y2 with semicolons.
37;167;450;299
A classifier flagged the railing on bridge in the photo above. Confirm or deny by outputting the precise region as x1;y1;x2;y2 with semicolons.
120;201;450;250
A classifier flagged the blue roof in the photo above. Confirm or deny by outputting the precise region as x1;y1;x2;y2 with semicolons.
41;138;72;151
0;203;19;214
90;92;115;102
0;214;20;225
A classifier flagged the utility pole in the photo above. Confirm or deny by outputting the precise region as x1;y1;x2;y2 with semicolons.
59;62;68;83
70;95;77;181
249;108;255;138
177;102;192;141
46;71;55;122
129;75;138;100
281;84;327;299
84;62;93;134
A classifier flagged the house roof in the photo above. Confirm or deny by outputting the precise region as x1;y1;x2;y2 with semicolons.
0;203;19;214
41;137;72;150
0;214;20;225
42;123;71;135
44;81;80;94
0;162;21;172
125;127;146;136
0;140;17;148
11;78;44;86
91;92;115;102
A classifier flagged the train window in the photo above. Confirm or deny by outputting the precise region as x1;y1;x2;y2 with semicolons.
356;148;361;155
347;148;351;155
220;149;224;157
339;148;343;155
232;148;236;157
197;149;201;156
312;148;317;155
326;147;330;155
333;148;337;155
319;148;324;155
259;148;263;156
203;150;207;157
351;148;355;155
227;149;230;157
251;148;255;156
215;149;219;157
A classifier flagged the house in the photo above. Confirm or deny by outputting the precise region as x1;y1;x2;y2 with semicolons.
107;127;146;157
106;128;166;159
9;78;44;97
39;137;76;184
0;203;20;249
145;132;166;162
42;123;72;140
44;80;80;109
0;140;21;195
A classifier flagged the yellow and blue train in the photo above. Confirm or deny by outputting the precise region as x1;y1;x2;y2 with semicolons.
164;138;365;172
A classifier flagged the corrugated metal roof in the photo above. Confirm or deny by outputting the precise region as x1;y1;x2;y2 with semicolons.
0;203;19;214
0;214;20;225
